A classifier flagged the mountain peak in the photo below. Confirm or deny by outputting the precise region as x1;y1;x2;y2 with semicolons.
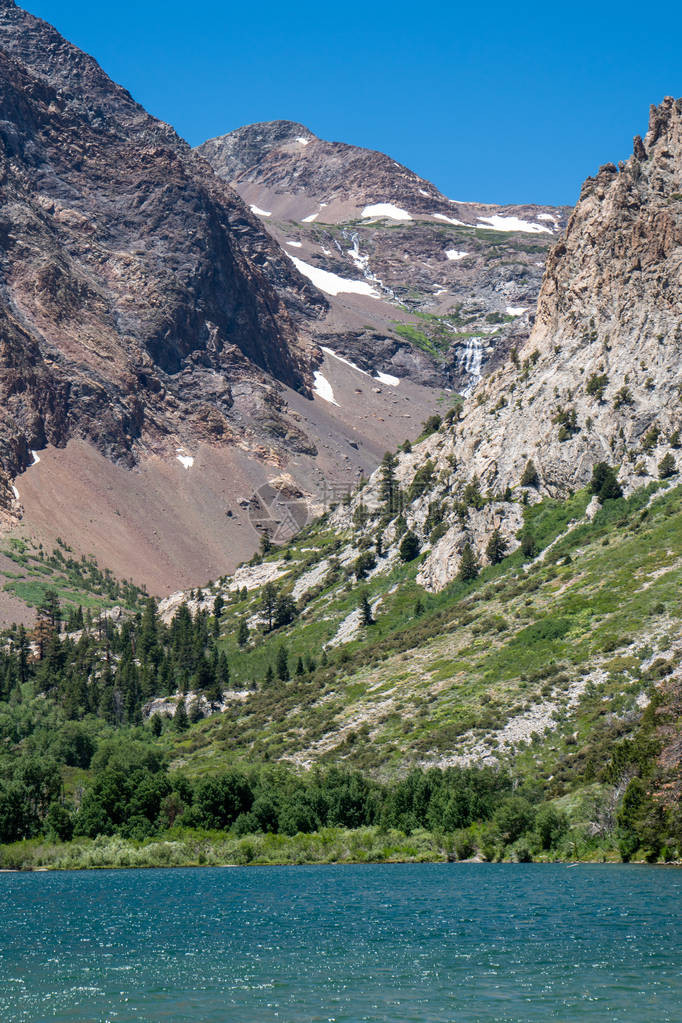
647;95;682;145
199;120;317;180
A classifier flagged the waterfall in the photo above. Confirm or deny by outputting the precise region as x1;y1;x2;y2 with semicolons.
459;336;483;393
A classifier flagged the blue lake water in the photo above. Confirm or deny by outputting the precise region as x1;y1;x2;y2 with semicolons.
0;862;680;1022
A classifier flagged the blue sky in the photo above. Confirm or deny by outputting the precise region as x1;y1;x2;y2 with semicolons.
24;0;682;206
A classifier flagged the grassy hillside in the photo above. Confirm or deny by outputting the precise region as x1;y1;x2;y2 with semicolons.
179;481;679;778
1;470;680;867
0;535;146;619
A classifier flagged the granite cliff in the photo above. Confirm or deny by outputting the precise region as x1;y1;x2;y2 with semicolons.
333;97;682;590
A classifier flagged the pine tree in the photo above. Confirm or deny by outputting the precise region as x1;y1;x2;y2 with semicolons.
264;664;275;686
658;452;676;479
212;594;224;638
138;597;160;664
399;530;420;563
359;592;374;626
458;543;479;582
173;698;189;731
261;582;279;632
295;656;305;677
274;593;297;629
590;461;622;501
485;528;508;565
520;460;539;488
276;644;290;682
379;452;398;516
237;618;249;647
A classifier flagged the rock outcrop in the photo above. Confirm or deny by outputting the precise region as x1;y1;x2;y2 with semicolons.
0;1;327;481
334;97;682;589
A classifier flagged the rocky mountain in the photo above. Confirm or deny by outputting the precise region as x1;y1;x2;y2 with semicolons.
333;96;682;591
199;120;571;391
0;7;328;472
0;1;440;593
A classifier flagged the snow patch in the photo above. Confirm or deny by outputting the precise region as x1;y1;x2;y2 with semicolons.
286;240;302;248
11;485;19;500
506;305;527;316
313;371;339;406
361;203;412;221
250;204;271;217
176;448;194;469
375;370;400;386
418;188;430;197
302;212;318;223
289;256;379;298
434;213;465;226
30;450;41;465
445;248;468;261
477;215;551;234
536;213;557;222
321;346;399;386
296;136;311;145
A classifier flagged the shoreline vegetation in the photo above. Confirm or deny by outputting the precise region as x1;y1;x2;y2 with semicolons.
0;826;670;872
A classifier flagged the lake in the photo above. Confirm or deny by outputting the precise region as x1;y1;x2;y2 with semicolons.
1;863;680;1021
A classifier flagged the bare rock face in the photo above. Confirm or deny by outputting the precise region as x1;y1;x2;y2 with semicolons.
334;98;682;590
198;121;571;392
0;1;327;482
460;95;682;496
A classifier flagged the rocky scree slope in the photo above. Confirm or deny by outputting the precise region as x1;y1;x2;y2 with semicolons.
198;120;571;392
333;97;682;590
0;1;328;507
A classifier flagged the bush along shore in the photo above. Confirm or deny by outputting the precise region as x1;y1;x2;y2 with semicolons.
0;825;633;873
0;750;675;870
